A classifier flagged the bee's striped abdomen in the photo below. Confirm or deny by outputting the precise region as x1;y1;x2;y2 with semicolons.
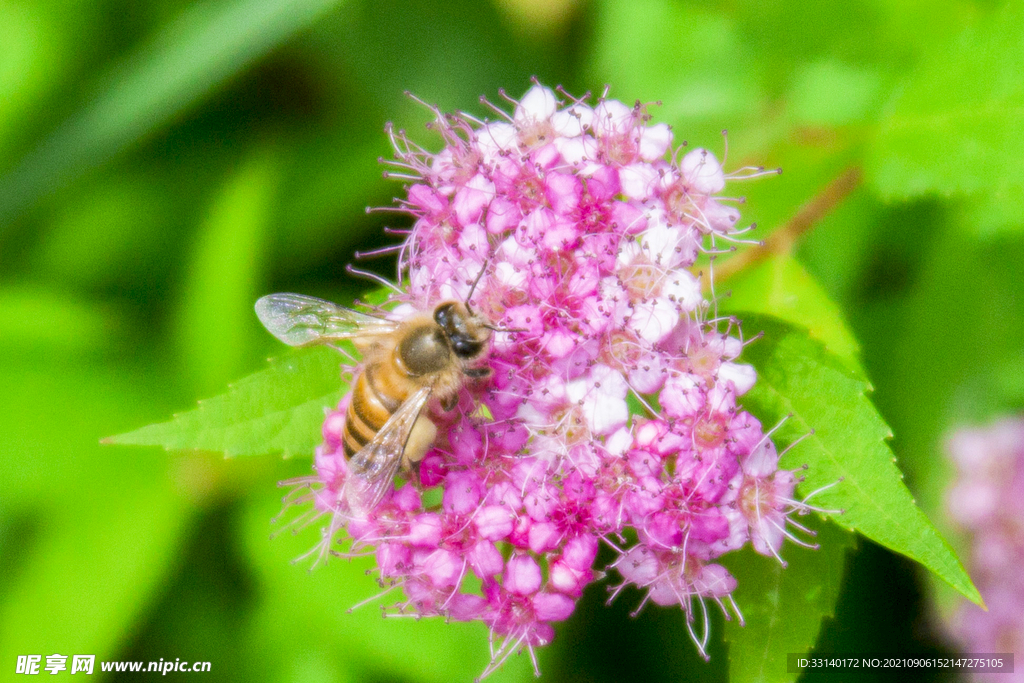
342;363;406;459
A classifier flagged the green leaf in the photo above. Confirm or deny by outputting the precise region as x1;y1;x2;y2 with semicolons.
723;254;861;373
275;138;389;268
867;1;1024;204
723;518;855;683
0;471;195;662
787;60;884;127
736;313;982;606
106;346;347;458
852;223;1024;511
719;154;861;257
176;146;278;394
0;286;116;355
590;0;761;134
0;0;347;221
34;171;179;288
0;365;130;506
793;188;880;309
0;361;197;662
960;185;1024;239
0;2;80;162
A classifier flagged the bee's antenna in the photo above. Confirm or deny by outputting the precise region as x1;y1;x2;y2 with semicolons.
483;323;528;334
464;257;491;314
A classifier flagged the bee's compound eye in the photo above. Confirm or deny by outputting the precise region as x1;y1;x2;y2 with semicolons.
434;303;454;327
452;338;483;359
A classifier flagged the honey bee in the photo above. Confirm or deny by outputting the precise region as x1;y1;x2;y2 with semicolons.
255;292;493;514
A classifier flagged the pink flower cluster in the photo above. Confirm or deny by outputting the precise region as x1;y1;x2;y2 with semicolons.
945;417;1024;675
288;84;811;677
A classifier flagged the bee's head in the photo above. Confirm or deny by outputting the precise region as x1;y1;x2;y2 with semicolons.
434;301;491;359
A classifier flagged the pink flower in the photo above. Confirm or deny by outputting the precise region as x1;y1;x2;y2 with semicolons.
943;417;1024;669
276;83;805;679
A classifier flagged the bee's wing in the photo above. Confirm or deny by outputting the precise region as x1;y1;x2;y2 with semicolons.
255;293;400;347
342;385;433;515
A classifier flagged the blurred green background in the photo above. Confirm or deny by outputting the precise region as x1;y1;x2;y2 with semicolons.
2;0;1023;680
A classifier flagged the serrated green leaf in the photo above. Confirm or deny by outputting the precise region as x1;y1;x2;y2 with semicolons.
106;346;347;458
723;518;855;683
867;1;1024;204
735;314;981;606
724;254;861;373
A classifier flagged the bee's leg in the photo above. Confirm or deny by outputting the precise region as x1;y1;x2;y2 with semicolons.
402;416;437;490
404;416;437;467
406;460;422;489
441;394;458;412
327;343;358;363
396;456;422;489
463;367;492;379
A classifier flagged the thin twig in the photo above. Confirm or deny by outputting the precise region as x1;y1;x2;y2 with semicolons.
701;165;862;290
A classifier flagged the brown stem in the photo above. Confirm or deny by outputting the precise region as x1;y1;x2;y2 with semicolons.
701;165;863;290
